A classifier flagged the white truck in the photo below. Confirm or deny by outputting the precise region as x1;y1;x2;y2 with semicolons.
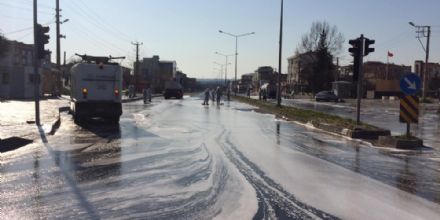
70;54;124;123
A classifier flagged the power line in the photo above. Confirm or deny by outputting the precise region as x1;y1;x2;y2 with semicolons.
67;22;130;56
62;1;132;55
66;0;131;43
8;0;54;9
0;2;54;15
76;0;132;41
4;20;54;35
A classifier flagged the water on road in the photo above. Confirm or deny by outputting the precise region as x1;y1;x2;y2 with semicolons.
1;97;440;219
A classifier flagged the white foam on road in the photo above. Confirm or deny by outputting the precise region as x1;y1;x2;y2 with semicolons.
224;109;440;220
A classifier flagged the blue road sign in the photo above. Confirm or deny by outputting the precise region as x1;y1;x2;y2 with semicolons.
400;73;421;95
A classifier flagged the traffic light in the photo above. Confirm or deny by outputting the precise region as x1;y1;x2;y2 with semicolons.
348;38;361;57
348;38;361;82
364;38;375;56
36;24;50;59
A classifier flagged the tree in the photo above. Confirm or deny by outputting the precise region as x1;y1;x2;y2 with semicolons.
296;21;344;93
297;21;344;55
0;32;9;59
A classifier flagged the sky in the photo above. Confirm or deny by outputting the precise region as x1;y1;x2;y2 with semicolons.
1;0;440;79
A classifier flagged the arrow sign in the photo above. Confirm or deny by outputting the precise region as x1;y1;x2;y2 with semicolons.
404;77;417;90
400;73;421;95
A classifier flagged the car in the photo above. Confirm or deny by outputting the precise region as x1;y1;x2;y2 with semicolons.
315;91;340;102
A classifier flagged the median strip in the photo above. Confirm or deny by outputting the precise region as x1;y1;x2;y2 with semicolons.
233;96;390;140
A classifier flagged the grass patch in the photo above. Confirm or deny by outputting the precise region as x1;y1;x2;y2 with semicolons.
394;134;420;140
233;96;380;131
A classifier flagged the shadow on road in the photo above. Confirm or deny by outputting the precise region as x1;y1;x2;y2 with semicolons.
0;137;33;153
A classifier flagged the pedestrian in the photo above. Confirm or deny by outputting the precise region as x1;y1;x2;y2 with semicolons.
226;88;231;101
246;86;251;98
216;86;223;105
147;87;152;102
211;88;216;102
203;88;210;105
143;88;148;104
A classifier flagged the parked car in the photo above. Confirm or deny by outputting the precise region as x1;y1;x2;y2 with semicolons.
315;91;340;102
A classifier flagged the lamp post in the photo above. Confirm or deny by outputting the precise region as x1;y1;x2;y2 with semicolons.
215;52;234;86
276;0;284;107
218;30;255;94
213;62;225;86
409;21;431;99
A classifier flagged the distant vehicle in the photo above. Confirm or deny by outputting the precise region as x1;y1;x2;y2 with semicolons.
315;90;340;102
164;80;183;99
69;54;124;123
260;83;276;99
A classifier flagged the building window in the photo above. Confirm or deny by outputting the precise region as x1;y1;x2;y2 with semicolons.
2;72;9;84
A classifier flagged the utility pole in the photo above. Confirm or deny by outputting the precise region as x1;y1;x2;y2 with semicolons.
132;41;142;93
276;0;283;107
424;26;431;99
55;0;61;96
33;0;40;125
409;22;431;99
56;0;60;70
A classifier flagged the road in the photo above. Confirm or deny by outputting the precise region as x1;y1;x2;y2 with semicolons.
1;96;440;219
279;98;440;150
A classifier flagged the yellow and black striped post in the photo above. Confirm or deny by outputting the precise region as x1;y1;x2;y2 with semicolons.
399;95;419;137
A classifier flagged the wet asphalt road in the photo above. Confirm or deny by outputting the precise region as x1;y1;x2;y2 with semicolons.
280;98;440;150
1;96;440;219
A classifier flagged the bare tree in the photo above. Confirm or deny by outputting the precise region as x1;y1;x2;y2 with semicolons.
295;21;344;92
297;21;344;55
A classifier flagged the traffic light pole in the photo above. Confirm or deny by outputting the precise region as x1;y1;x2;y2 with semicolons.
355;35;365;125
33;0;40;125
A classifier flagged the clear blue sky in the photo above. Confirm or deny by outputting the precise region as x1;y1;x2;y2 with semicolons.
1;0;440;79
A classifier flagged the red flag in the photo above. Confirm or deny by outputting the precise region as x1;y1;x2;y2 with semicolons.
387;51;394;57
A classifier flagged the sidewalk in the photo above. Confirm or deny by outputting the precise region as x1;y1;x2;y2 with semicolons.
0;98;68;139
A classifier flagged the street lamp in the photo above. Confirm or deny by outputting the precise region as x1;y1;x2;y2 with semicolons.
215;52;234;86
276;0;284;107
409;21;431;99
218;30;255;94
213;62;225;86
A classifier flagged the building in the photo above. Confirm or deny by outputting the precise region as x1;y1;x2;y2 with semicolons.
175;70;197;92
414;60;440;93
237;73;253;92
252;66;275;89
341;61;411;98
135;55;177;93
287;52;316;93
0;40;51;99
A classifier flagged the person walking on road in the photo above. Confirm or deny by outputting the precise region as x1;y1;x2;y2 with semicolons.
147;87;152;102
203;88;210;105
226;88;231;101
216;86;223;105
143;88;148;104
211;88;216;102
